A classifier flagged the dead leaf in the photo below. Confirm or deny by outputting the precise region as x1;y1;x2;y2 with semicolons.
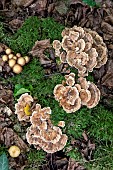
29;39;51;56
9;153;28;170
29;0;47;14
9;19;23;30
29;39;53;66
11;0;34;7
71;131;95;161
101;21;113;35
0;113;12;129
0;85;13;106
67;158;86;170
55;1;68;15
0;127;29;152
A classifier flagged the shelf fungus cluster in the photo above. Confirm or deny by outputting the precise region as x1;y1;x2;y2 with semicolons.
53;26;108;77
2;48;30;74
15;94;68;153
26;104;68;153
53;73;100;113
15;93;33;122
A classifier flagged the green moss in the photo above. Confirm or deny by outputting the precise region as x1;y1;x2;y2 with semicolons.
8;58;64;105
40;17;64;42
0;145;7;156
0;22;5;40
1;16;64;55
25;150;46;170
89;105;113;141
27;150;45;164
82;0;97;7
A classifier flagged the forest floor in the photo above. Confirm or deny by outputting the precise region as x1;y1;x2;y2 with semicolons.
0;0;113;170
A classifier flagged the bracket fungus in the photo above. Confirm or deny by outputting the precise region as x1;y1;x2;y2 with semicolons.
53;26;108;77
53;73;100;113
26;104;68;153
15;93;33;121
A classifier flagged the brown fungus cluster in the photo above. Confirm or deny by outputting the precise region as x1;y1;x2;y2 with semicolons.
53;26;108;77
26;104;68;153
53;73;100;113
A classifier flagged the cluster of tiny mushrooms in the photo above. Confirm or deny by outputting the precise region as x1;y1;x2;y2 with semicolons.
2;48;30;74
7;26;108;157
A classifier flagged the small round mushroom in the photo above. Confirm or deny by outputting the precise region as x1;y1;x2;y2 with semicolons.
8;59;16;68
16;53;21;58
8;145;20;158
5;48;12;55
24;56;30;63
13;64;22;74
2;55;8;62
17;57;26;66
8;54;14;59
13;56;17;60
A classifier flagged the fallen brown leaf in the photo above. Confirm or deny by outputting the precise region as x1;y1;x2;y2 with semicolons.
29;0;48;16
71;131;95;161
9;153;28;170
9;19;23;30
29;39;51;56
0;127;29;152
29;39;53;67
67;158;86;170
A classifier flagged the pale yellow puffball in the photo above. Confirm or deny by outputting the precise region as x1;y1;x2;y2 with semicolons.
16;53;21;58
2;55;8;62
8;145;20;158
8;59;16;68
13;56;17;60
8;54;14;59
24;56;30;63
17;57;26;66
13;64;22;74
5;48;12;55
